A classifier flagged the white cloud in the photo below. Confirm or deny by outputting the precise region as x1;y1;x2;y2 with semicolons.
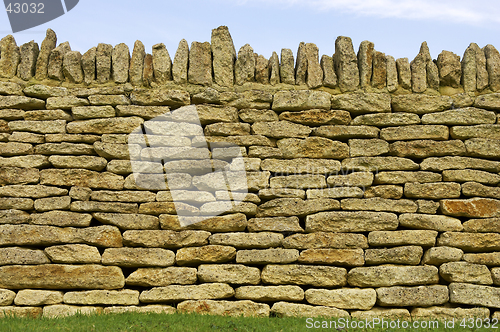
236;0;500;25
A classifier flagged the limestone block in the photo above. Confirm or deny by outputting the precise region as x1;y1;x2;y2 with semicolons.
198;264;260;284
283;232;368;249
420;156;500;172
363;185;403;199
389;140;465;158
71;201;137;214
474;93;500;110
463;217;500;232
352;307;410;321
342;157;419;172
352;112;420;127
440;262;493;284
437;232;500;252
209;232;282;249
269;51;280;85
255;54;269;84
437;50;461;87
374;171;441;184
0;209;30;225
102;248;174;267
126;267;197;287
404;182;460;200
261;158;340;174
123;230;210;248
129;88;190;107
35;29;57;80
256;198;340;217
44;244;101;264
349;139;388;157
272;90;331;111
139;283;234;302
280;48;294;84
204;123;250;136
386;55;398;92
306;288;376;310
278;137;348;159
271;301;349;318
334;36;359;92
69;186;91;201
34;196;71;212
327;172;373;187
239;109;278;123
42;305;101;318
307;187;364;199
347;265;439;287
24;109;71;121
280;109;350;126
235;248;299;265
365;246;423;265
298;249;364;266
449;282;500;308
368;230;437;247
391;94;452;114
377;285;448;307
160;214;246;232
235;285;304;302
176;245;236;266
188;41;212;86
116;105;170;120
66;117;144;134
0;35;20;78
464;253;500;266
0;306;42;318
396;58;411;89
247;217;303;233
258;189;305;200
0;247;49;265
82;47;96;84
211;26;235;87
341;198;417;213
305;211;398;233
64;290;139;305
40;169;123;190
178;300;269;317
0;142;33;156
321;55;337;88
111;43;129;83
17;41;39;80
252;121;311;139
411;306;490;321
0;96;45;110
14;290;63;306
261;265;347;287
440;198;500;218
399;213;463;232
104;305;176;314
0;197;33;210
270;175;325;190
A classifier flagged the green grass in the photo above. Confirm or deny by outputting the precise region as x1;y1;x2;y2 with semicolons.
0;312;497;332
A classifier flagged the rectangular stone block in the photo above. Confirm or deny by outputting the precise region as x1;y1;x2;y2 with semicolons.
271;301;349;318
236;248;299;264
261;158;341;174
449;283;500;308
331;92;391;114
198;264;261;284
420;156;500;172
440;261;493;285
462;182;500;199
40;169;124;190
14;290;63;306
437;232;500;252
404;182;461;199
380;125;448;141
93;213;159;230
44;244;101;264
389;140;465;158
440;198;500;218
347;265;439;287
283;232;368;249
63;290;139;305
247;217;304;233
126;267;197;287
66;117;144;134
374;171;441;184
123;230;210;248
305;288;376;310
341;198;417;213
261;264;347;287
368;230;438;247
298;249;364;266
451;124;500;139
177;299;269;317
411;306;490;321
270;175;326;189
70;201;138;214
176;245;236;266
306;211;398;232
9;120;66;134
160;214;247;232
443;169;500;185
342;157;419;172
0;247;50;266
377;285;449;307
139;283;234;302
209;232;283;249
235;285;304;302
399;213;463;232
102;248;175;267
272;90;331;111
256;198;340;218
365;246;423;265
327;172;374;187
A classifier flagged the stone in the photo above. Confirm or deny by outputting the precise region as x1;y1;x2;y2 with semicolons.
396;57;411;89
410;53;426;92
64;290;139;306
235;248;299;265
129;40;145;86
347;265;439;287
342;157;419;172
334;36;359;91
123;230;210;248
280;109;350;126
391;94;452;114
0;96;45;110
9;132;44;143
307;187;364;199
437;232;500;252
371;51;387;88
239;109;278;123
423;107;495;125
256;198;340;217
47;42;71;81
188;41;212;86
35;29;57;80
126;267;196;287
485;44;500;91
17;41;39;80
349;139;389;157
440;262;492;284
444;169;500;185
34;196;71;212
111;43;129;83
305;211;398;232
42;305;101;318
0;209;30;225
142;54;154;87
159;213;246;232
272;90;331;111
82;47;96;84
171;39;189;84
252;121;311;139
0;142;33;155
0;247;49;265
24;109;71;121
130;89;190;107
44;244;101;264
46;96;88;110
314;125;379;140
374;171;441;184
176;245;236;266
440;198;500;218
365;246;423;265
437;50;461;87
209;232;283;249
368;230;438;247
262;265;346;287
235;285;303;302
262;158;340;174
140;283;234;302
269;52;280;85
258;189;305;200
305;43;323;88
306;288;376;310
0;82;22;96
363;185;403;199
271;302;349;318
404;182;461;199
352;308;411;321
283;232;368;249
103;305;176;315
0;224;122;248
235;44;255;85
247;217;303;233
0;197;33;210
377;285;448;307
422;246;463;265
279;48;294;84
0;35;20;78
270;174;325;189
411;307;490;321
0;264;124;289
48;156;107;171
0;307;42;318
72;106;115;120
71;201;138;214
386;55;398;92
474;93;500;110
420;156;500;172
88;94;130;106
493;268;500;285
358;40;374;88
0;167;39;185
178;300;269;317
0;184;66;199
255;54;269;84
210;26;235;87
381;125;449;141
204;122;250;137
331;93;391;115
295;42;307;85
14;290;63;306
102;247;174;267
298;249;364;266
198;264;260;284
327;172;373;187
278;137;348;159
341;197;417;213
45;134;101;144
449;283;500;308
62;51;83;83
40;169;123;190
35;142;96;155
321;55;337;88
399;213;463;232
463;217;500;232
69;186;91;201
67;117;143;134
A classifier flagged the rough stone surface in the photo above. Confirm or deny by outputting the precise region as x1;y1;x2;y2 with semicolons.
178;300;269;317
306;211;398;233
365;246;423;265
261;265;346;287
347;265;439;287
198;264;260;284
376;285;449;307
306;288;376;310
440;262;493;284
271;301;349;318
139;283;235;302
126;267;197;287
449;283;500;308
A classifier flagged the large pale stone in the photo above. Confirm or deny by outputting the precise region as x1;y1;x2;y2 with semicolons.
271;302;349;318
198;264;260;284
347;265;439;287
35;29;57;80
82;47;96;84
485;44;500;92
235;285;303;302
365;246;422;265
247;217;303;233
399;213;463;232
437;50;461;87
374;171;441;184
440;198;500;218
449;283;500;308
129;40;145;86
261;158;340;174
280;49;295;84
178;300;269;317
172;39;189;84
279;109;350;126
71;201;137;214
349;139;388;157
235;44;255;85
295;42;307;85
380;125;448;141
111;43;129;84
440;262;492;285
306;211;398;232
235;248;299;264
64;290;139;305
188;41;212;86
67;117;143;134
411;306;490;321
341;198;417;213
176;245;236;266
358;40;374;88
256;198;340;217
160;214;246;232
334;36;359;92
391;94;452;114
368;230;438;247
377;285;448;307
342;157;418;172
42;305;101;318
49;155;107;171
102;248;174;267
444;169;500;185
252;121;311;139
40;169;123;190
463;217;500;233
283;232;368;249
306;288;375;310
0;247;49;265
269;51;280;85
17;41;39;80
211;26;235;87
123;230;209;248
0;197;33;210
14;290;63;306
321;55;337;88
0;264;124;289
437;232;500;252
130;89;190;107
44;244;101;264
404;182;461;199
371;51;387;88
261;265;346;287
474;93;500;110
0;35;20;78
422;247;463;265
420;156;500;172
209;232;282;249
0;96;45;110
352;307;410;321
103;305;176;315
307;187;364;199
272;90;331;111
351;113;420;127
126;267;196;287
0;209;30;225
140;283;234;302
298;249;364;266
390;140;465;158
0;306;42;318
278;137;348;159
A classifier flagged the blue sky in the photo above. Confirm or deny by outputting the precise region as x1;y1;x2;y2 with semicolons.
1;0;499;62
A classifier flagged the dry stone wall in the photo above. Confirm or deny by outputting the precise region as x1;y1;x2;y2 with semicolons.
0;26;500;320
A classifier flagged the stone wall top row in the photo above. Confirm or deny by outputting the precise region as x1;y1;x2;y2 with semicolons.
0;26;498;94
